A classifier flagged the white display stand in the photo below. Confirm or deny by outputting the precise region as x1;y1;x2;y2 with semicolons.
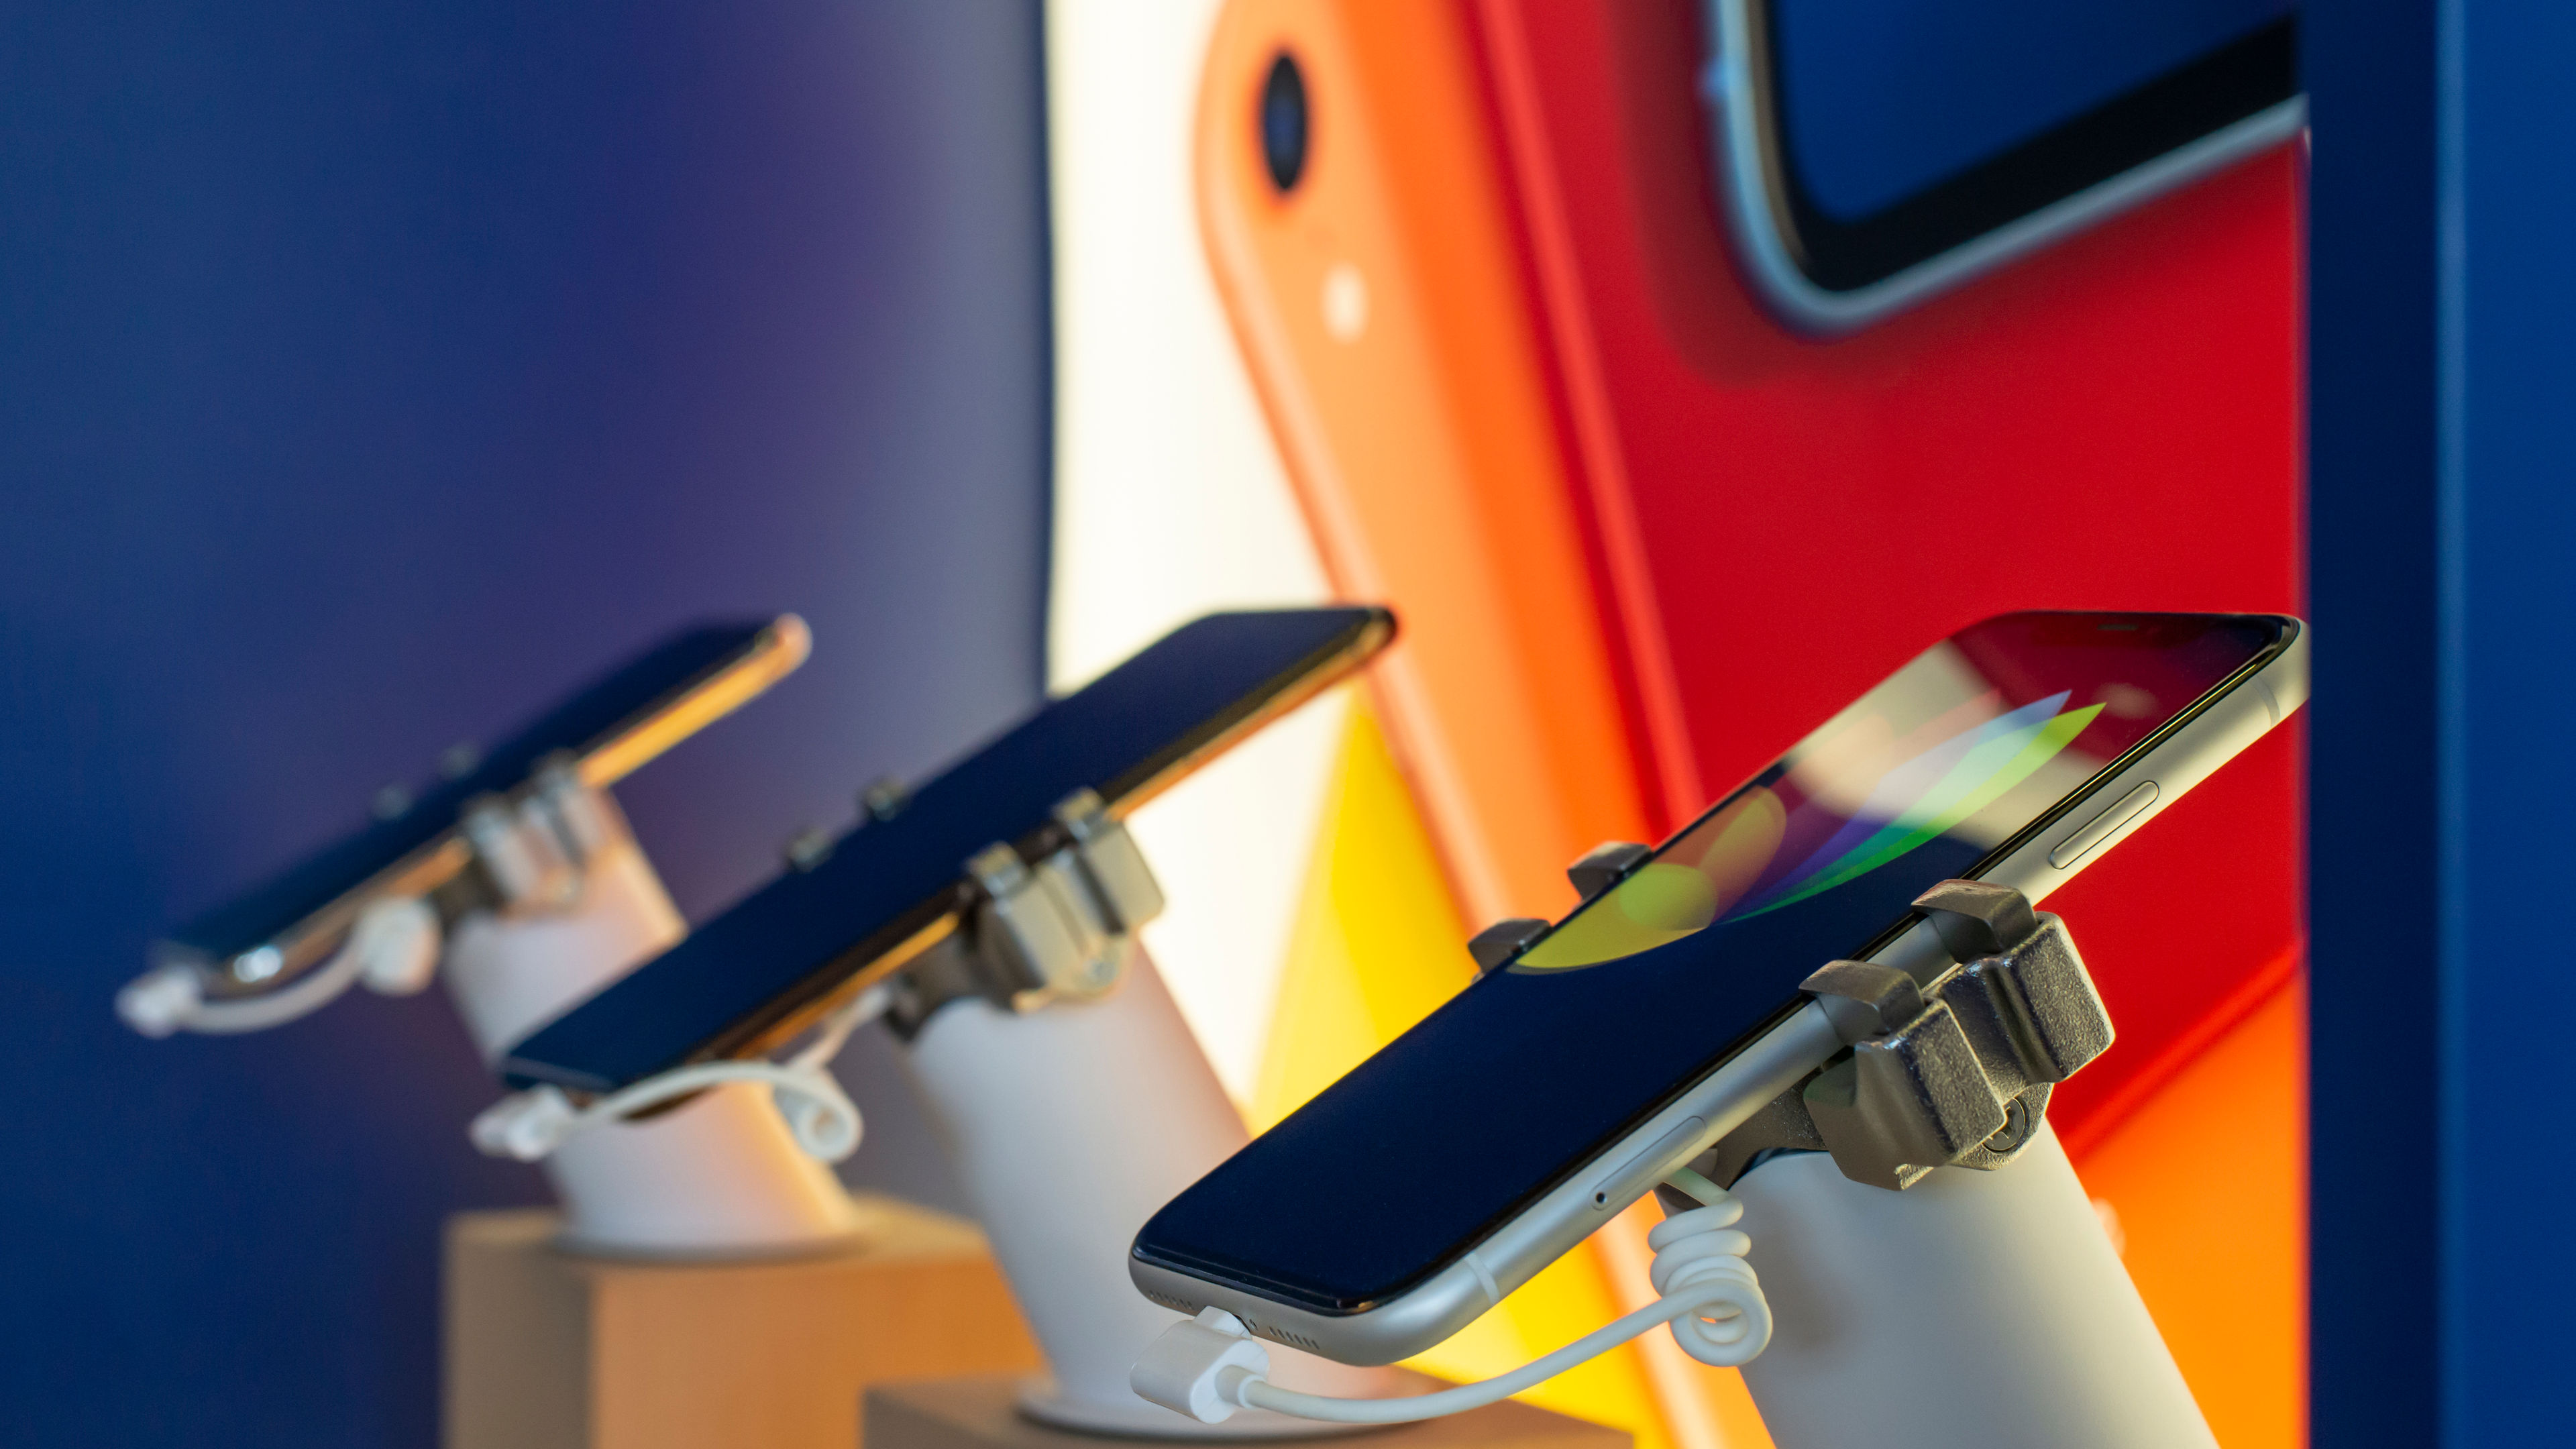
899;937;1400;1438
1697;883;2218;1449
865;1374;1627;1449
1730;1126;2214;1449
444;831;864;1257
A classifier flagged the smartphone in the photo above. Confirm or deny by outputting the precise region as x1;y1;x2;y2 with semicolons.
1707;0;2305;332
497;606;1396;1094
1130;610;2306;1364
154;616;810;996
1199;1;1666;931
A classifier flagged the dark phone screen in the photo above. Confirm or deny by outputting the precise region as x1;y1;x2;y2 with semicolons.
164;621;775;967
1770;0;2296;221
1134;612;2285;1313
1743;1;2300;292
500;607;1389;1093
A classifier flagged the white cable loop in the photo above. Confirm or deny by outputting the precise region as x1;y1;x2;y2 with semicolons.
1132;1167;1773;1427
470;983;889;1165
116;898;441;1038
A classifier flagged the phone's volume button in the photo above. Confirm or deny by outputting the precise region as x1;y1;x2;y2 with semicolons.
2047;782;2159;869
1588;1116;1706;1212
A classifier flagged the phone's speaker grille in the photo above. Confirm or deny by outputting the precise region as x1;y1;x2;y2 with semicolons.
1247;1322;1324;1353
1143;1291;1326;1354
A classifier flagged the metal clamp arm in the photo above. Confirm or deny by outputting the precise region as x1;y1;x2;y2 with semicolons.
885;788;1167;1034
1693;879;2116;1192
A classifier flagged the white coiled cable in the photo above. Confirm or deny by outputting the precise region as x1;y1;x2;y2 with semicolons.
1648;1165;1770;1366
470;983;888;1165
1131;1167;1772;1427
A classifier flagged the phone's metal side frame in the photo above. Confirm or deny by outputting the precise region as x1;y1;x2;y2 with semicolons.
1699;0;2308;338
1133;622;2309;1364
1130;1003;1841;1364
160;615;810;996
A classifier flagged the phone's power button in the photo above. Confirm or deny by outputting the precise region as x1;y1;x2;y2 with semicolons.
2049;781;2159;869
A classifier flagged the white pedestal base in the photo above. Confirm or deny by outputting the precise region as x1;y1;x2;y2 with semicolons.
866;1373;1629;1449
899;943;1400;1437
1731;1124;2216;1449
445;839;863;1257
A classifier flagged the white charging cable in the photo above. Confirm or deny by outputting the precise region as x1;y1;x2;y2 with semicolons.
115;897;443;1038
1132;1167;1770;1427
119;771;621;1042
470;983;890;1165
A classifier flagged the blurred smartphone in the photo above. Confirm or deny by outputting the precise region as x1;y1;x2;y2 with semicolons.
1194;0;2305;1144
1705;0;2303;331
498;606;1394;1093
156;616;809;996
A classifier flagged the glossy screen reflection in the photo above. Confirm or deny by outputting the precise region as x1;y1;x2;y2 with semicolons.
1134;613;2285;1312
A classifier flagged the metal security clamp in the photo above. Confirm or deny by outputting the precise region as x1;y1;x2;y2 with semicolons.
454;755;635;918
1467;839;1656;973
885;788;1167;1035
1689;879;2114;1192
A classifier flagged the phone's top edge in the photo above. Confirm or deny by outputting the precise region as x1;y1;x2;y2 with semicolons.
1703;0;2304;337
1574;609;2298;935
1796;610;2301;966
498;605;1395;1090
156;614;802;976
1093;605;1393;816
579;614;810;789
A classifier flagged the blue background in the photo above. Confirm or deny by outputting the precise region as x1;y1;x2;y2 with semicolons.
2309;1;2576;1444
0;3;1048;1444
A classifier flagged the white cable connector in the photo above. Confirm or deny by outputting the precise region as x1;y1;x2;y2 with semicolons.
1132;1168;1770;1427
470;983;891;1165
115;897;442;1038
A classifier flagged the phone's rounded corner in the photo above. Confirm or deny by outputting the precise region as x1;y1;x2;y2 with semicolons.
1355;602;1399;654
2255;613;2312;721
1697;0;2311;341
1697;0;1878;339
760;612;814;674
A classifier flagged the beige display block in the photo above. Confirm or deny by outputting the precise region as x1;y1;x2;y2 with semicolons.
445;1197;1044;1449
865;1374;1631;1449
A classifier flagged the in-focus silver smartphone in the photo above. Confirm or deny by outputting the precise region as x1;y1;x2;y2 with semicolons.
1705;0;2304;333
1131;610;2306;1364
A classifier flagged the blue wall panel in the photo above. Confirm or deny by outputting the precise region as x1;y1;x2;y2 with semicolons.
2310;1;2576;1442
0;3;1049;1444
2447;3;2576;1442
2306;1;2440;1444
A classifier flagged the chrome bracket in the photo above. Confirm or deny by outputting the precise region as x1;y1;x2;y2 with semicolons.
455;754;631;916
887;788;1167;1033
